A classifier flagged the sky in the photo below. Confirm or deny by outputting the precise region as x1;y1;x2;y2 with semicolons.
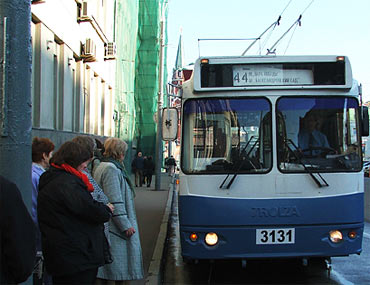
166;0;370;101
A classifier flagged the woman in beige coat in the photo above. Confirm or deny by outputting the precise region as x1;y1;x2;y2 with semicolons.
94;138;144;284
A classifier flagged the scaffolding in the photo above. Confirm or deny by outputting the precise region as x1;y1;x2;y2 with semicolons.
134;0;168;158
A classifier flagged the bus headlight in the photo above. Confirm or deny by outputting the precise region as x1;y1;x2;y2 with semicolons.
329;230;343;243
205;232;218;246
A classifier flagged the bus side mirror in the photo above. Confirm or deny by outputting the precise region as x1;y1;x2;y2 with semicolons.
361;106;369;137
162;107;178;141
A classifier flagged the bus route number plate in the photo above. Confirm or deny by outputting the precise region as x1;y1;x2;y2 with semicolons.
256;228;295;244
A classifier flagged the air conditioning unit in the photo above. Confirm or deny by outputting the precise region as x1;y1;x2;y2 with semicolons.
79;1;91;20
81;38;96;62
85;39;96;56
105;42;117;60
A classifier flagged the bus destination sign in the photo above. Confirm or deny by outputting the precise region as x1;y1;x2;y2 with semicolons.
232;64;314;86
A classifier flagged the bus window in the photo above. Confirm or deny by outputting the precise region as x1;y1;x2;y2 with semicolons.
182;98;272;174
277;97;362;172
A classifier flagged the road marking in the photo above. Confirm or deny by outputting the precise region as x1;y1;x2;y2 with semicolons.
364;232;370;239
331;269;354;285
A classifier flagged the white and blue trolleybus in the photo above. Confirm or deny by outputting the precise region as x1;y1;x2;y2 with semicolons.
163;55;369;270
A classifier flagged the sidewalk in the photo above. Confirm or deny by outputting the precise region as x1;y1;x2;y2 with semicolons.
131;173;174;285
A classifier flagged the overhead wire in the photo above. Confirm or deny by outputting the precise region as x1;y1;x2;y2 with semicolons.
302;0;315;15
280;0;294;15
267;0;315;55
241;0;293;55
283;0;315;54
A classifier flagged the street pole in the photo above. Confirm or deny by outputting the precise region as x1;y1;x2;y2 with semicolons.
155;18;165;190
167;88;172;158
0;2;32;284
0;1;32;205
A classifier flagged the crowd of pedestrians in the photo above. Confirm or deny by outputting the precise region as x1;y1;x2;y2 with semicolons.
0;134;176;284
0;136;147;285
131;152;156;188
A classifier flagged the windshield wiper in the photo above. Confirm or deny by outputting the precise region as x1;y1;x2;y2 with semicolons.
285;139;329;188
219;136;258;189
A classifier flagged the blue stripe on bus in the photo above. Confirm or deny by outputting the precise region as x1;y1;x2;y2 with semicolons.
178;194;364;259
178;193;364;226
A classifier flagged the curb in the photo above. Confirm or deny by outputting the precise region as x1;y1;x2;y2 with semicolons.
145;178;175;284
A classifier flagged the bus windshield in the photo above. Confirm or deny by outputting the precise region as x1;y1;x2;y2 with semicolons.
182;98;272;174
181;96;362;174
277;96;362;172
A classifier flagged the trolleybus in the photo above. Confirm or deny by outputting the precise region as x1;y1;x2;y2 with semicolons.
165;55;369;269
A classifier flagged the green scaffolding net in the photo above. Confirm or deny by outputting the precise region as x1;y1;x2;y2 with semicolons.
114;0;168;170
114;0;139;169
134;0;168;158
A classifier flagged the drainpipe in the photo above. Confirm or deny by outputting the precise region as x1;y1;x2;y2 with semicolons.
0;1;32;210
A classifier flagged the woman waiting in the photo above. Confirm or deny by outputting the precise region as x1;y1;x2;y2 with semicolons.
38;141;114;285
94;137;144;284
31;136;55;284
72;135;113;263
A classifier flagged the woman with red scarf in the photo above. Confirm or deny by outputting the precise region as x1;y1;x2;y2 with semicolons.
37;141;114;285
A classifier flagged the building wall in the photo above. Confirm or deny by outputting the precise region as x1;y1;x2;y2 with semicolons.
113;0;140;168
30;0;165;172
31;0;116;139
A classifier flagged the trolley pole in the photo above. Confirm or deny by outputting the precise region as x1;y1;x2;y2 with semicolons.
155;19;165;190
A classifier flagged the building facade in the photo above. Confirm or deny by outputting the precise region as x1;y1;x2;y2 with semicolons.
30;0;167;171
31;0;119;145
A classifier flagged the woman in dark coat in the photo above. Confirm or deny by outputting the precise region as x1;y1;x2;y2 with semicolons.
0;175;36;284
37;141;113;285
